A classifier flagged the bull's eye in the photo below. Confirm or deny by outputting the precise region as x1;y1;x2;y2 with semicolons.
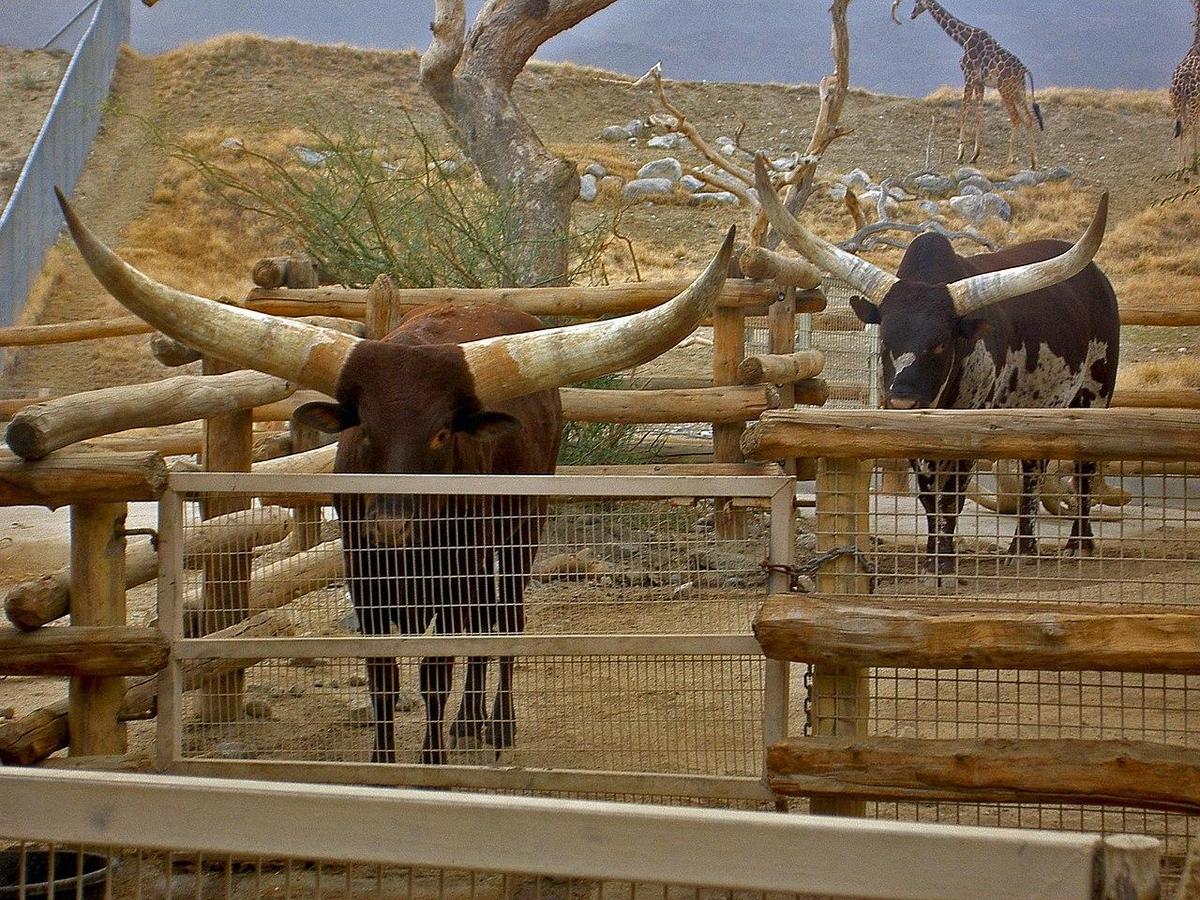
430;428;452;450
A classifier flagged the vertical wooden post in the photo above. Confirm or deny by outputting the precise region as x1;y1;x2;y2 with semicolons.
712;297;746;539
68;502;128;756
366;274;398;340
768;288;798;477
764;479;796;812
200;356;253;723
793;294;818;482
156;489;184;771
809;456;871;816
289;419;323;551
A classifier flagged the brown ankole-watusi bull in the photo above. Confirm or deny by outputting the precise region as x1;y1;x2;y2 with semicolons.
56;187;735;764
754;156;1118;575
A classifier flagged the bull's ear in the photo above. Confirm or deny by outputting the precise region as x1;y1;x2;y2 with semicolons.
849;296;881;325
292;401;359;434
957;317;990;341
454;410;521;439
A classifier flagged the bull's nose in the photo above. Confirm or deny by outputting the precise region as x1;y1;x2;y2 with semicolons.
886;397;919;410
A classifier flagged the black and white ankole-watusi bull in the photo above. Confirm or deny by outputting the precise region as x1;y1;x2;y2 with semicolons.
57;187;735;764
754;156;1118;573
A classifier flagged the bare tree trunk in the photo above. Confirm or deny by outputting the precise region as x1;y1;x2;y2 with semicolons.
421;0;618;287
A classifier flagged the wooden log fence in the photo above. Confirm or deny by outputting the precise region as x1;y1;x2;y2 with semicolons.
0;625;168;676
755;594;1200;675
746;405;1200;824
742;408;1200;463
768;736;1200;817
5;371;294;460
244;279;826;320
0;450;167;507
5;506;292;630
0;609;292;766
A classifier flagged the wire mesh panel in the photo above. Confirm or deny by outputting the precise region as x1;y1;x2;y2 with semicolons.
794;456;1200;862
158;473;794;799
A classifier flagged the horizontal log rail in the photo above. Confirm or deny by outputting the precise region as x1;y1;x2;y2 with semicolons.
255;385;814;426
5;506;292;630
754;594;1200;674
0;450;168;508
244;280;825;319
6;371;294;460
1111;387;1200;410
741;408;1200;463
0;609;292;766
0;316;152;347
767;736;1200;816
0;626;168;677
1119;301;1200;328
737;350;826;385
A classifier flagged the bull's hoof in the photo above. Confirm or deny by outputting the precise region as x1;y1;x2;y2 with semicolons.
448;719;485;751
1006;537;1040;558
1061;538;1095;558
448;732;483;751
485;718;516;753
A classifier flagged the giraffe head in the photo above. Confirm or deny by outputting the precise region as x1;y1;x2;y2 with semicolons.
891;0;931;24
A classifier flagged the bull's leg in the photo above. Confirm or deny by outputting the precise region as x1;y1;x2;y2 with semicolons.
1007;459;1047;556
364;656;399;764
934;460;973;579
1064;460;1097;556
914;461;940;563
419;655;454;765
448;656;489;749
485;504;537;755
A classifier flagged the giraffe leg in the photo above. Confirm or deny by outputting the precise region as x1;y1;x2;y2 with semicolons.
957;81;973;162
999;82;1025;169
971;84;984;164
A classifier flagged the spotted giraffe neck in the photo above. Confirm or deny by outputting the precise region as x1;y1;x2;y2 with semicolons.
922;0;980;48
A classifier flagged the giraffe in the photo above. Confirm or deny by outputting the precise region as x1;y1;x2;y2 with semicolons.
893;0;1043;169
1169;0;1200;173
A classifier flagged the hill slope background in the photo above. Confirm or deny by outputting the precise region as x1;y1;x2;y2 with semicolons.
6;1;1198;96
2;33;1196;399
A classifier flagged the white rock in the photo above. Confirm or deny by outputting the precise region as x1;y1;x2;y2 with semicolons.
637;157;683;182
600;125;631;141
841;168;872;191
679;174;705;193
647;132;686;150
292;146;327;167
584;162;608;179
623;177;676;201
427;159;460;177
689;191;740;206
578;173;598;202
954;166;985;182
220;137;244;152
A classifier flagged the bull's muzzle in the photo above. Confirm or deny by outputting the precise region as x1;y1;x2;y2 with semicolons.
885;396;920;410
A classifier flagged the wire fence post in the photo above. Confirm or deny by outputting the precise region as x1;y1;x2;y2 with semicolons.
0;0;130;333
808;456;871;816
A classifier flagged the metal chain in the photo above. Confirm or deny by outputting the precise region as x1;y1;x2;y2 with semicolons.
802;666;813;735
761;545;877;593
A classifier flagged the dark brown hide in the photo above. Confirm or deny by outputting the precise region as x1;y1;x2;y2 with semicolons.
854;233;1120;571
318;304;561;765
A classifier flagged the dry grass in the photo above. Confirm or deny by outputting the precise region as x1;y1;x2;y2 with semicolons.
923;84;1172;115
1118;355;1200;390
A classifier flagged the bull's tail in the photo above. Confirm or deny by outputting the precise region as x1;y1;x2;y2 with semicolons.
1177;118;1185;138
1027;71;1045;131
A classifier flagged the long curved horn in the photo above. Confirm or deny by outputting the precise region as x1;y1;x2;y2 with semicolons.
753;155;898;304
56;188;359;396
460;227;736;405
947;193;1109;316
890;0;904;25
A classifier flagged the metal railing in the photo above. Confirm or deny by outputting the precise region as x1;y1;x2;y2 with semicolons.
0;768;1146;900
0;0;130;327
